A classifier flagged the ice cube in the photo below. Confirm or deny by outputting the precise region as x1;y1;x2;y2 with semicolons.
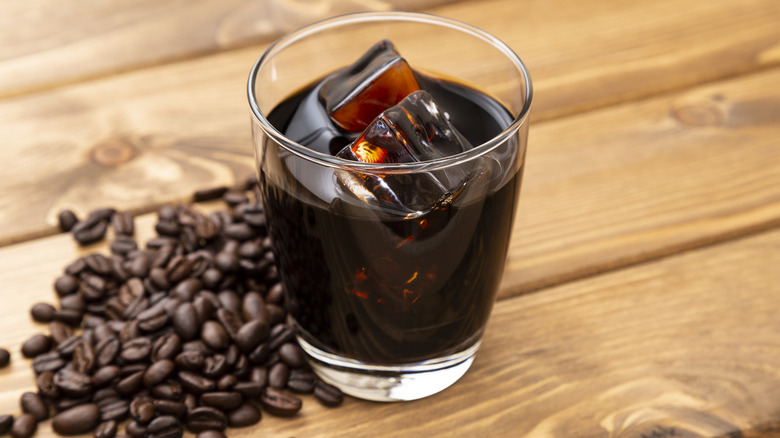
320;40;420;132
335;90;473;215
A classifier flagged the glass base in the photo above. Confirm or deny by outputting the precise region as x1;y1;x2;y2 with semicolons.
297;336;480;402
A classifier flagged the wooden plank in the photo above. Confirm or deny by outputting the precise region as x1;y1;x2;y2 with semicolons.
1;200;778;436
0;0;459;98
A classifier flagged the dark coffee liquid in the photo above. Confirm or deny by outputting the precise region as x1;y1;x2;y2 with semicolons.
259;71;522;364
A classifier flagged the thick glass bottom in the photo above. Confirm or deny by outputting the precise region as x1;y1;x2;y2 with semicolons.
297;336;480;402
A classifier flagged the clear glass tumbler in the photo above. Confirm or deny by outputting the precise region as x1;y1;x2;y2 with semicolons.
247;12;532;402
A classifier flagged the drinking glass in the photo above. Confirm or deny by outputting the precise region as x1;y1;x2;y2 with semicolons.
247;11;532;402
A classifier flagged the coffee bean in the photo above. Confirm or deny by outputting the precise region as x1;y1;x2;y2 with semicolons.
147;415;183;438
21;334;51;358
199;392;243;411
227;403;261;428
0;415;13;436
223;190;249;207
267;324;294;351
32;351;66;374
129;397;155;424
95;420;118;438
173;303;199;341
287;369;317;394
0;348;10;368
143;359;175;387
54;274;79;296
58;209;79;232
193;186;229;203
178;371;215;395
278;342;305;368
120;336;152;362
152;333;181;361
126;420;147;438
73;340;96;373
150;379;184;401
241;292;268;322
266;282;284;305
56;335;82;358
30;302;57;323
215;308;242;340
99;399;129;422
216;374;237;391
10;413;36;438
201;321;229;351
91;365;121;388
49;320;73;344
166;256;195;284
59;294;86;313
53;368;93;398
217;291;241;312
85;253;112;275
52;403;100;435
196;430;225;438
95;337;120;367
153;400;187;419
54;308;84;326
73;218;109;245
202;354;228;378
268;362;289;389
111;211;135;236
233;381;263;400
116;370;144;396
185;407;227;433
92;387;119;404
260;387;302;417
314;381;344;407
174;350;204;372
172;278;201;302
20;392;48;421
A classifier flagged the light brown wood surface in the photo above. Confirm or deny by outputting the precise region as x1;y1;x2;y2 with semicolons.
2;0;780;435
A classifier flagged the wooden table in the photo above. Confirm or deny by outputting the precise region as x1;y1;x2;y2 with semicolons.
2;0;780;436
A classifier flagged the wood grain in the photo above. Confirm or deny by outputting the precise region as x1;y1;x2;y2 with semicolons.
1;201;778;437
0;0;459;99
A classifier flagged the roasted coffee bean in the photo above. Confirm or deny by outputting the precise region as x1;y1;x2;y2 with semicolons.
0;347;10;368
260;387;302;417
54;337;82;359
183;393;198;413
59;294;86;313
92;387;120;404
137;308;169;333
185;407;227;433
73;340;96;373
53;368;93;398
21;334;51;358
147;415;183;438
10;413;36;438
95;420;118;438
143;359;175;387
119;320;141;343
32;351;66;374
217;291;241;312
65;257;87;276
54;308;84;326
54;274;79;296
214;252;238;274
178;371;215;395
120;336;152;362
172;278;201;302
126;420;147;438
232;354;250;378
233;381;262;400
30;302;57;323
173;303;199;341
241;292;267;322
267;324;294;351
195;430;225;438
36;371;59;399
192;296;214;326
0;415;13;436
111;211;135;236
199;392;243;411
216;374;237;391
116;370;144;396
151;379;184;401
20;392;48;421
314;381;344;407
166;255;195;284
174;350;204;372
193;186;229;202
268;362;290;389
278;342;304;368
92;365;121;388
73;219;109;245
95;337;120;367
227;403;261;428
129;397;155;425
123;296;150;321
52;403;100;435
201;321;229;351
152;333;181;362
49;320;73;344
247;343;271;366
222;190;249;207
56;395;91;411
215;308;242;340
202;354;228;379
153;400;187;419
287;369;317;394
99;399;129;422
85;253;112;275
265;282;284;305
58;209;79;232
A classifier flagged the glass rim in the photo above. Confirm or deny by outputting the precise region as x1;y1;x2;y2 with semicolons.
247;11;533;174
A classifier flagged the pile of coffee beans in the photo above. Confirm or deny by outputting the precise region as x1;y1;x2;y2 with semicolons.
5;179;344;438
